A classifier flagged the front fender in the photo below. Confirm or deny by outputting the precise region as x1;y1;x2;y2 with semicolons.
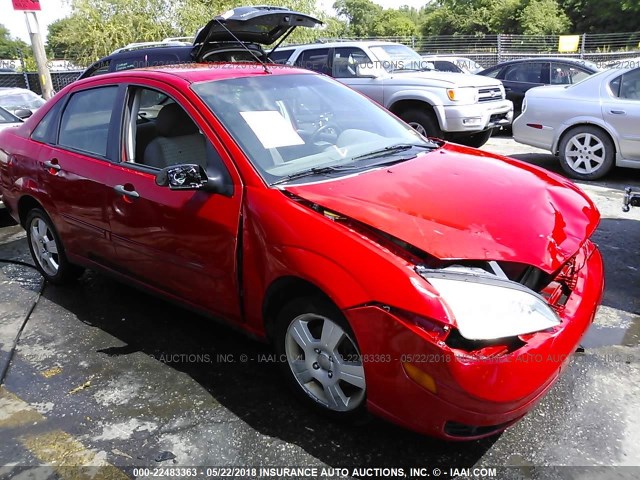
386;90;445;128
276;246;371;310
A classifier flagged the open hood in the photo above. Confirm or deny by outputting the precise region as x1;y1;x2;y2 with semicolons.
193;6;322;47
285;143;600;274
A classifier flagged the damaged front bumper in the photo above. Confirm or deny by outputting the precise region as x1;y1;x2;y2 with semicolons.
345;240;604;440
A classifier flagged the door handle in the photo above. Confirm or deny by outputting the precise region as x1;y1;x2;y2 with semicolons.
114;184;140;199
610;110;626;115
43;159;61;172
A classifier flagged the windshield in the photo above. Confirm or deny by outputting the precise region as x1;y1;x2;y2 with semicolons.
0;90;45;111
369;44;429;73
192;73;437;185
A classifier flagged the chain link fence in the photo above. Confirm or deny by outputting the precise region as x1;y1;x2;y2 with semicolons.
0;71;82;95
2;31;639;96
356;32;640;68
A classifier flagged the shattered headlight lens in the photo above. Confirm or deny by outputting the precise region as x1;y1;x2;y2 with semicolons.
416;266;560;340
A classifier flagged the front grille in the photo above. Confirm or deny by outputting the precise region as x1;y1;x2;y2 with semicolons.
478;87;504;102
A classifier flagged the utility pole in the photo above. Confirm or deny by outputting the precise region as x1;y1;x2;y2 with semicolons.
24;11;54;99
11;0;54;100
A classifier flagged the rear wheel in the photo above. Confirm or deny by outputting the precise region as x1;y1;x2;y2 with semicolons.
400;108;443;139
558;126;615;180
275;296;367;418
25;208;84;284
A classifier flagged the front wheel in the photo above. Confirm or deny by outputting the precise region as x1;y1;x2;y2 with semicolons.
456;129;493;148
275;296;367;417
25;208;84;284
558;126;615;180
400;109;443;139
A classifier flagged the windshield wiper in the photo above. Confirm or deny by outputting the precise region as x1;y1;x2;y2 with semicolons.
352;143;437;162
271;165;356;186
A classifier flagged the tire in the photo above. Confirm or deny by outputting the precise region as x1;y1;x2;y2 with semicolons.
399;108;443;139
25;208;84;284
558;126;615;180
456;129;493;148
274;296;367;419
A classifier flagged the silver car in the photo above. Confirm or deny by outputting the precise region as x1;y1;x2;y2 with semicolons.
513;66;640;180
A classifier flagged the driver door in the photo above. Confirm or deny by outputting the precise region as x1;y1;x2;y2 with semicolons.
332;47;385;105
104;82;243;320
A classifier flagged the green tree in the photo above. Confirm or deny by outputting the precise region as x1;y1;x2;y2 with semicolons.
47;0;178;66
560;0;640;33
371;10;418;37
519;0;570;35
0;24;29;59
333;0;383;37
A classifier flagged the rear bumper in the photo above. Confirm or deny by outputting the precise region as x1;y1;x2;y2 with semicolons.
346;241;604;439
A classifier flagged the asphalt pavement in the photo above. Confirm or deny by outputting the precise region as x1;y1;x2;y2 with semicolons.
0;136;639;480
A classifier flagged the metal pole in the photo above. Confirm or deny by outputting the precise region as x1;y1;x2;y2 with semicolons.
24;11;54;99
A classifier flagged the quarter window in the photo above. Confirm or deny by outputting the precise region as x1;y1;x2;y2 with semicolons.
58;87;118;157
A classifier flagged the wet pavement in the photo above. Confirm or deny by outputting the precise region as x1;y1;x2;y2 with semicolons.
0;137;639;479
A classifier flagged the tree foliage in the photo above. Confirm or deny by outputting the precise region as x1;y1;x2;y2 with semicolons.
559;0;640;34
0;24;30;59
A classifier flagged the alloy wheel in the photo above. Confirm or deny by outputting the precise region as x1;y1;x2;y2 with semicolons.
284;313;366;412
28;216;60;277
564;132;607;175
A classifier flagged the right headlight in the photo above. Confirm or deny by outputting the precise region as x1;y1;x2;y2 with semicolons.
416;265;560;341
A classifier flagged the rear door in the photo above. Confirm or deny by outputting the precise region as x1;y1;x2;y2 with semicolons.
500;62;547;115
35;84;121;262
604;68;640;161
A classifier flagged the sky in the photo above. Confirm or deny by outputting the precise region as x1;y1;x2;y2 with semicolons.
3;0;429;43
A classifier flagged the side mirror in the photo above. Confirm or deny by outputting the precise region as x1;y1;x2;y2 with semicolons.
156;164;208;190
356;63;380;78
15;109;33;119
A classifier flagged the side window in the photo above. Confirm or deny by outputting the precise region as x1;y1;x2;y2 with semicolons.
58;87;118;157
482;66;502;79
332;47;371;78
294;48;331;75
503;63;545;83
551;63;591;85
31;100;63;143
618;69;640;100
267;50;293;64
123;87;224;175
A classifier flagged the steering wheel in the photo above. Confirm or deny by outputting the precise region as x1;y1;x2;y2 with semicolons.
311;122;342;143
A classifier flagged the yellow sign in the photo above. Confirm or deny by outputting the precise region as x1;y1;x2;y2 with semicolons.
558;35;580;53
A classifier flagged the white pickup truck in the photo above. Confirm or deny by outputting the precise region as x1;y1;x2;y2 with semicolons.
271;41;513;147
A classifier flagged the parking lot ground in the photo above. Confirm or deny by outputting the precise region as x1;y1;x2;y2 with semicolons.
0;138;639;479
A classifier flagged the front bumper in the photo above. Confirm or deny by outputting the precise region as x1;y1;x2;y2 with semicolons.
439;99;513;134
346;241;604;440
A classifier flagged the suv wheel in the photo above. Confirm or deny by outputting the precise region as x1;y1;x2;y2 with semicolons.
400;109;443;139
457;129;492;148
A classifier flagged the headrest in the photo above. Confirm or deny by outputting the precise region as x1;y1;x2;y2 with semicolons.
156;103;198;137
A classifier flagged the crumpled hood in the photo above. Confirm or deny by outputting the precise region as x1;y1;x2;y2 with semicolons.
285;143;599;273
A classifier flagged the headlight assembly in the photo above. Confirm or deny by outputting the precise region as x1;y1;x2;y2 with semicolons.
416;265;560;341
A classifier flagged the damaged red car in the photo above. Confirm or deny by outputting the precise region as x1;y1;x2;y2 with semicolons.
0;62;604;439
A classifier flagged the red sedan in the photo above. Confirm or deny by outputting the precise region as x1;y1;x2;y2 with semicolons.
0;64;604;439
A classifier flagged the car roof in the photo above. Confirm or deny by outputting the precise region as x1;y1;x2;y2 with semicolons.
491;57;599;68
0;87;40;96
74;63;314;86
276;40;401;50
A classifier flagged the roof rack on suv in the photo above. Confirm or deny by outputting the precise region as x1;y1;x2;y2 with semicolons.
110;39;192;55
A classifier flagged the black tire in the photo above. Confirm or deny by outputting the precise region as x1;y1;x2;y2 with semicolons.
274;295;368;420
558;126;615;180
399;108;443;139
25;208;84;284
456;129;493;148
